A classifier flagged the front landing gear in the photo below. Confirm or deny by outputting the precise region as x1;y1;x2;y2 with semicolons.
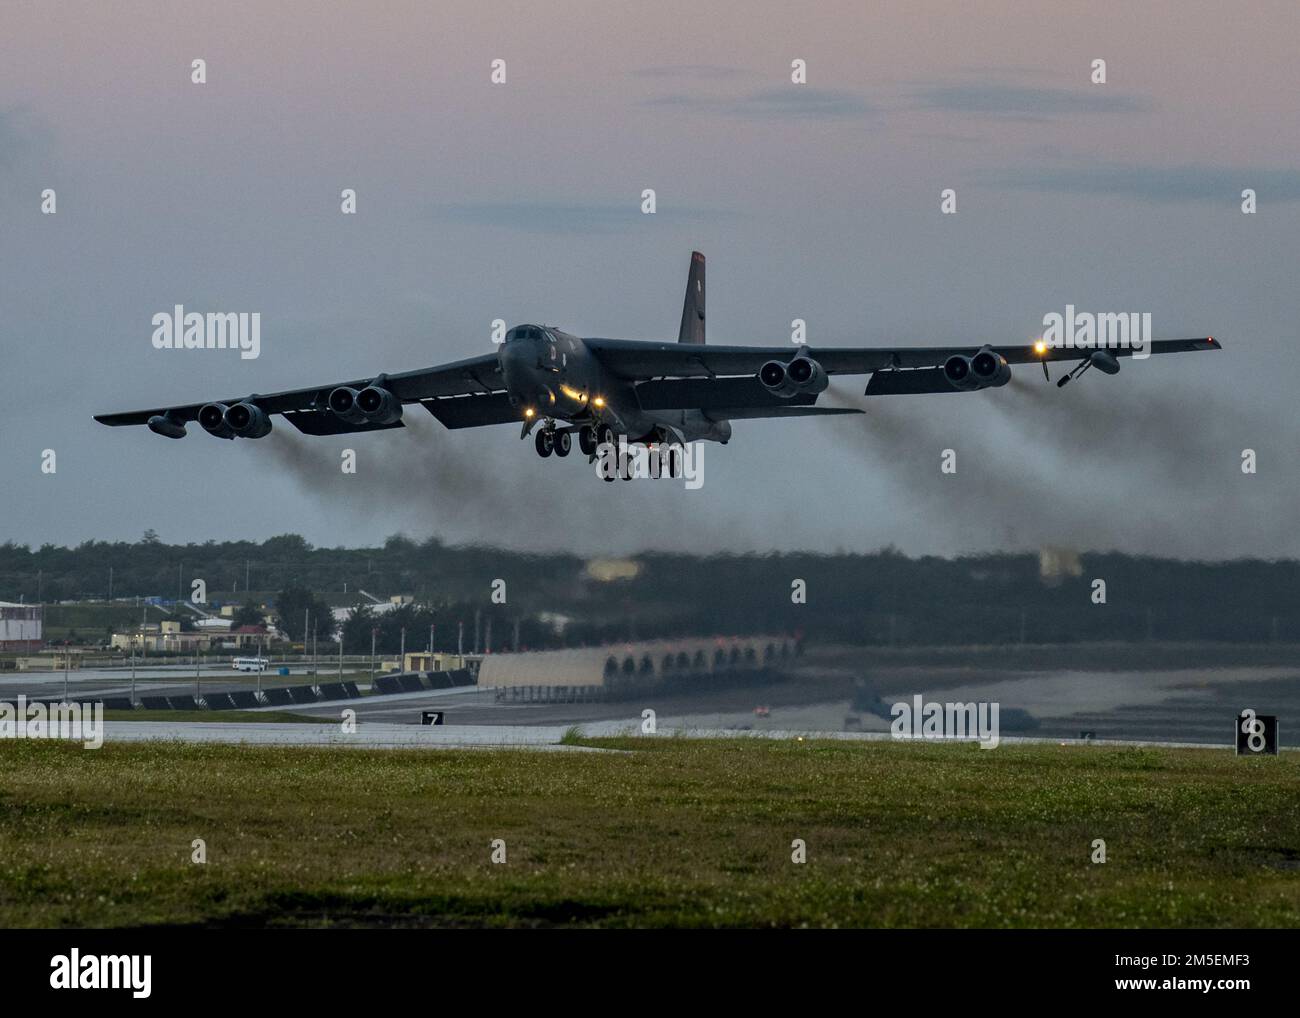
535;423;573;458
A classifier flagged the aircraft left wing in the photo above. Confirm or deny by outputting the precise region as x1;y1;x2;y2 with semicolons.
588;336;1221;382
93;353;505;436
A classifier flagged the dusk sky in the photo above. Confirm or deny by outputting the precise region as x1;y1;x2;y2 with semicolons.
2;1;1298;557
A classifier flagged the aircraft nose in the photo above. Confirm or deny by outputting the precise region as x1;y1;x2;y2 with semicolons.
498;340;526;385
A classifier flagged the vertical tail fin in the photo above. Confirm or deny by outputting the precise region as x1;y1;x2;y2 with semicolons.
677;250;705;344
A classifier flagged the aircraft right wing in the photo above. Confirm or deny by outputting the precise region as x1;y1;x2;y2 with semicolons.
93;353;507;437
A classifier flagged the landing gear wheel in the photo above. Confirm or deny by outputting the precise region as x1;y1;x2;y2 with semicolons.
554;430;572;457
535;429;554;457
665;444;683;478
578;425;598;456
598;425;617;449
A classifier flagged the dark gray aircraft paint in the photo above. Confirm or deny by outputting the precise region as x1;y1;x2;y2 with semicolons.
94;252;1220;469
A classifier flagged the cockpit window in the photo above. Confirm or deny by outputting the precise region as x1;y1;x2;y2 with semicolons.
508;325;552;341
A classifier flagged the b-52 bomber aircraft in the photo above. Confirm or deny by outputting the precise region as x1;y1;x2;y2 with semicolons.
96;252;1220;469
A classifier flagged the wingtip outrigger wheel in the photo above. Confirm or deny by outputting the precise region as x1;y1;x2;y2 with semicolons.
1057;357;1094;388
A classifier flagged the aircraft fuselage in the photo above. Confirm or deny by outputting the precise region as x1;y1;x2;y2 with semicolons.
497;325;730;444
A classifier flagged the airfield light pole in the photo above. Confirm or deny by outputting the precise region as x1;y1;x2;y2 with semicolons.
400;628;406;673
303;609;309;671
370;628;377;683
195;652;201;701
130;648;136;705
337;637;343;679
62;649;69;704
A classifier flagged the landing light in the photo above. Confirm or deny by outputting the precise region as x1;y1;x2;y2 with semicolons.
593;396;606;408
560;385;586;402
524;407;535;419
1033;340;1048;356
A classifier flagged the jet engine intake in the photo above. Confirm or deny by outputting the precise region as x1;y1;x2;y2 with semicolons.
942;355;979;391
198;403;235;439
786;356;828;394
970;346;1011;388
758;359;797;397
327;386;366;423
356;385;402;424
224;402;273;438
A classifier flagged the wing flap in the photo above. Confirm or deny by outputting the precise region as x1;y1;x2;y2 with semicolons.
284;412;406;436
865;368;960;395
421;392;519;430
706;406;863;421
636;377;818;411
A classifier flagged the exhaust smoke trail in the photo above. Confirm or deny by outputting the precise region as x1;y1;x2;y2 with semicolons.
821;374;1295;557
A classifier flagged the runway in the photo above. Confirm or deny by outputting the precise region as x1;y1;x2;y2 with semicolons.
4;656;1296;749
83;719;1233;751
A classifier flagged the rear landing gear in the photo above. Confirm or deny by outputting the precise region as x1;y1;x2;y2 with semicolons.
554;430;571;457
535;429;554;457
578;425;598;456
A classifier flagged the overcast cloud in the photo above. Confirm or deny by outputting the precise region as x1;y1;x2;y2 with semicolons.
1;1;1297;559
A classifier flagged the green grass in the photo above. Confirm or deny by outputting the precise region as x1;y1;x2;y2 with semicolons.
0;737;1297;928
559;725;586;745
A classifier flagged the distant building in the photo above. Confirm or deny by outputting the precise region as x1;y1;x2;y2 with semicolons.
478;636;797;702
330;596;416;626
397;651;480;673
583;558;642;582
0;602;43;651
109;618;265;654
1039;547;1083;585
229;625;272;648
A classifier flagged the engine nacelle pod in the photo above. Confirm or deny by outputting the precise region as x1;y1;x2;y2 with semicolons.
198;403;235;439
971;347;1011;388
786;356;828;394
758;360;798;398
327;386;366;423
357;385;402;424
943;355;981;391
224;402;273;438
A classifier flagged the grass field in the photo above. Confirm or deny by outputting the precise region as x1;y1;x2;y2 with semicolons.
1;737;1297;928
